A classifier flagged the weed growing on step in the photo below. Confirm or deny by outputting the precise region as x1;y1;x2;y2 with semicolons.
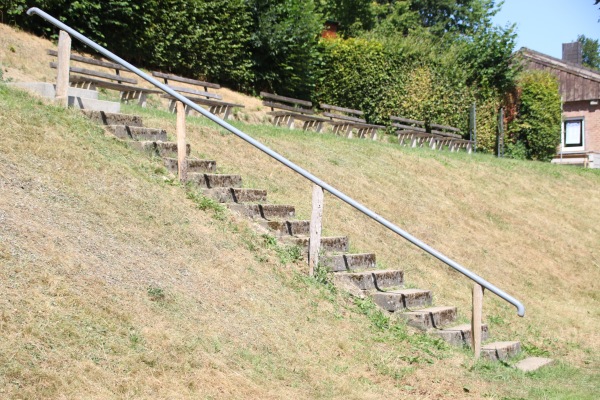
261;234;302;265
353;297;449;363
186;191;226;220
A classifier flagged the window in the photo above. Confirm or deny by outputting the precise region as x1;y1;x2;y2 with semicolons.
563;118;584;150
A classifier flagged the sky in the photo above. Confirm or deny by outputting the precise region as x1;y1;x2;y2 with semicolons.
492;0;599;58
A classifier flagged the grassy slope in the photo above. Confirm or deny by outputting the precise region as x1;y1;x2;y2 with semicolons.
1;23;599;399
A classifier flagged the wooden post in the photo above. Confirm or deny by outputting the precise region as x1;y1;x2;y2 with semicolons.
308;184;324;276
55;30;71;107
471;283;484;359
176;101;188;182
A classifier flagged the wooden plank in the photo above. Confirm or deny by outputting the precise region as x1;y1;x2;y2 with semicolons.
169;85;222;100
151;71;220;89
50;62;137;84
48;49;128;71
161;94;242;108
55;31;71;107
431;130;462;139
309;184;324;276
263;101;314;114
320;103;364;116
392;123;427;132
260;92;312;107
471;283;484;360
323;112;365;124
390;116;425;125
430;123;461;132
69;76;161;93
176;101;187;182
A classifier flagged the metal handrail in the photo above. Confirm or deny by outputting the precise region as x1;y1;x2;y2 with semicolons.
27;7;525;317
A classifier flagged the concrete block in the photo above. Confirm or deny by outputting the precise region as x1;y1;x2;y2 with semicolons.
401;306;457;330
431;323;489;347
105;125;167;141
334;269;404;291
68;96;120;113
373;288;432;311
321;253;376;272
7;82;98;99
515;357;553;372
204;188;267;203
481;341;521;361
81;110;144;127
163;158;216;174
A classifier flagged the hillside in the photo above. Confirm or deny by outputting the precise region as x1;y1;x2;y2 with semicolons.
2;23;600;399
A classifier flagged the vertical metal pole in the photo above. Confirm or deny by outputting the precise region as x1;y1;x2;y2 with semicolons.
55;30;71;107
470;102;477;153
498;107;505;158
309;184;324;276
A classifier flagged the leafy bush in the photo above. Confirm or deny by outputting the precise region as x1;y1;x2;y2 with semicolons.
507;71;562;161
248;0;323;97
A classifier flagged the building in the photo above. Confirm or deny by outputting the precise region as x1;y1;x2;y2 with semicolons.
519;43;600;168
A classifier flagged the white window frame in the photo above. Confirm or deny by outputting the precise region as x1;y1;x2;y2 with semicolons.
562;117;585;152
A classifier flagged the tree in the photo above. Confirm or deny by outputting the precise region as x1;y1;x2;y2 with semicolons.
577;35;600;70
248;0;323;97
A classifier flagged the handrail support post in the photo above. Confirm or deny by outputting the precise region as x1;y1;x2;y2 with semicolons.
472;283;484;359
309;184;324;276
55;30;71;107
176;101;187;182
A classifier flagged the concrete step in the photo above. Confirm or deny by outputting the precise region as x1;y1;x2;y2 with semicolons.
514;357;553;372
163;158;216;174
82;110;143;127
261;220;310;236
431;323;489;347
132;141;191;157
105;125;167;141
8;81;98;99
401;306;457;330
372;288;432;311
334;269;404;291
321;253;377;272
204;187;267;203
68;96;120;113
481;341;521;362
290;236;349;253
228;204;296;219
186;174;242;189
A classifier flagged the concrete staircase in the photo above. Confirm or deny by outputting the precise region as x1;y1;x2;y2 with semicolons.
83;110;546;367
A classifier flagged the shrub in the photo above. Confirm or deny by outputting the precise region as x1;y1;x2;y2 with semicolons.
507;71;562;161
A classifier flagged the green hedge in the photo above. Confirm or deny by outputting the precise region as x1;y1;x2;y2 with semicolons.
507;71;562;161
314;37;498;139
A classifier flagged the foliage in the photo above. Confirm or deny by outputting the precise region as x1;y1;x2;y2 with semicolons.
1;0;255;90
577;34;600;71
248;0;323;97
507;71;562;161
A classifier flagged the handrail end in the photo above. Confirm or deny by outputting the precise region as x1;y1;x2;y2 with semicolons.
517;303;525;318
26;7;40;16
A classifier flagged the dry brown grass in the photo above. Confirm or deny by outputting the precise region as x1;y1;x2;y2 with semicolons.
2;22;600;399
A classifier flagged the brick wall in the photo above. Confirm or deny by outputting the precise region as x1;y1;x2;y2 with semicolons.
562;100;600;152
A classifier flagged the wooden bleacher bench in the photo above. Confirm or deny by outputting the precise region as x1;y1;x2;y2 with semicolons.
392;117;473;153
429;123;473;153
151;71;244;120
47;49;161;107
260;92;328;132
391;116;435;147
320;104;385;140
